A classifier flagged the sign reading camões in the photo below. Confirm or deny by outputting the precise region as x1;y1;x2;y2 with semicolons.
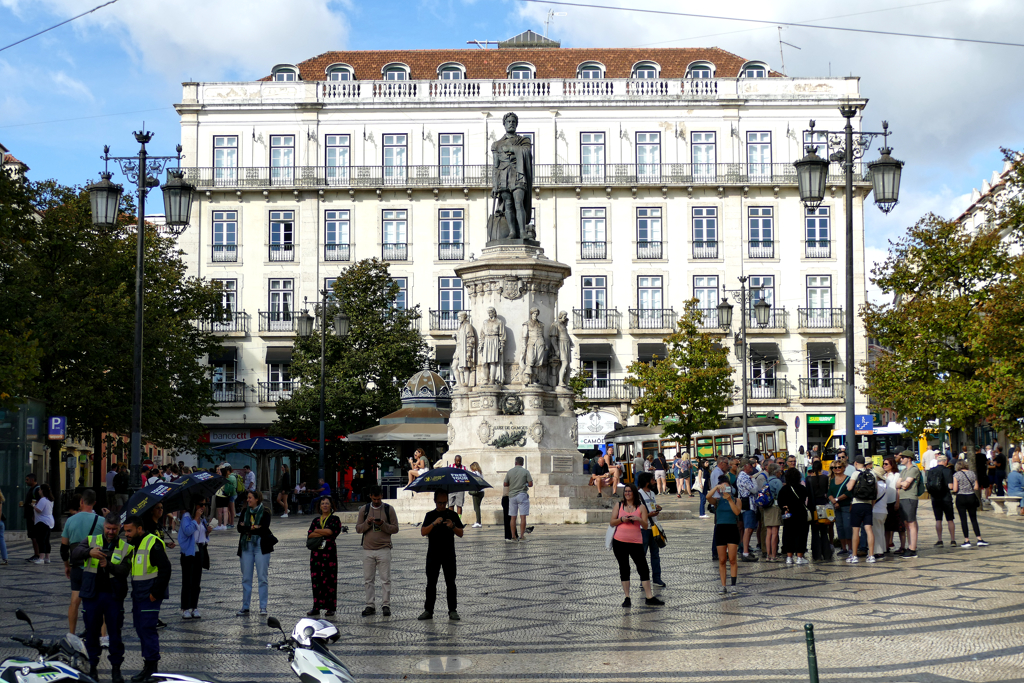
806;414;835;425
577;410;618;447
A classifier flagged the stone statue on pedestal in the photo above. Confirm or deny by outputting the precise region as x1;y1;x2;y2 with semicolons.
478;307;506;385
488;112;536;244
520;307;549;387
451;311;476;389
549;310;573;387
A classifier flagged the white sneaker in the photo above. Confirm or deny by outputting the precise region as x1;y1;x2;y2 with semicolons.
865;555;877;563
191;608;201;618
846;556;859;564
281;513;289;518
699;514;710;519
100;636;109;649
30;558;44;564
785;556;794;564
960;541;972;548
505;538;515;543
182;610;192;620
795;557;809;565
472;523;481;528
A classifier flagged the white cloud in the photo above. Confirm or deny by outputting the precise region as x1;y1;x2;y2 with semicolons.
50;70;94;101
11;0;350;80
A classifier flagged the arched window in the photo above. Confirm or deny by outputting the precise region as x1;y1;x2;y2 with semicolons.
577;61;605;79
271;65;299;82
741;62;768;78
508;62;535;80
325;64;354;81
631;61;660;79
382;63;410;81
686;61;714;79
438;63;466;80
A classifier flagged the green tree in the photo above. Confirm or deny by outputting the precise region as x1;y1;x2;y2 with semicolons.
273;259;431;468
862;211;1013;459
0;175;224;470
625;300;734;452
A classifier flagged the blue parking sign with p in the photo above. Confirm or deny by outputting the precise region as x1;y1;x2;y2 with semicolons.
48;416;66;440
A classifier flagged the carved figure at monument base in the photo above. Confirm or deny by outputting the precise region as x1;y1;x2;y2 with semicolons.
478;307;506;385
452;311;477;389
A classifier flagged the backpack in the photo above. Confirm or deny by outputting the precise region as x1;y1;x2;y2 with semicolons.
851;469;877;501
913;468;927;497
754;473;774;508
223;473;238;496
925;467;947;497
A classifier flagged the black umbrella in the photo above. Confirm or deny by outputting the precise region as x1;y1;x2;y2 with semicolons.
120;472;224;525
404;467;492;494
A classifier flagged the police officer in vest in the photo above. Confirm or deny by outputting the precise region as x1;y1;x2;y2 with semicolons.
122;514;172;682
71;512;129;683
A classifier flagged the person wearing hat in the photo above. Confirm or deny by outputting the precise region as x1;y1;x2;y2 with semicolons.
895;451;921;558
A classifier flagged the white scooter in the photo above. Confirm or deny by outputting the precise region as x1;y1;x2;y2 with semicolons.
2;610;95;683
266;617;356;683
3;610;216;683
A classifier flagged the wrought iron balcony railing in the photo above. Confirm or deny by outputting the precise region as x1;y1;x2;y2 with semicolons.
212;244;236;262
429;309;463;331
629;308;676;330
573;308;621;331
199;311;249;335
799;377;845;399
746;377;787;400
748;240;775;259
438;242;464;261
798;308;844;330
637;241;662;259
212;380;246;403
382;243;408;261
258;380;296;403
324;243;350;261
258;310;295;332
269;244;294;261
581;378;643;401
692;240;718;259
581;241;607;260
805;240;831;258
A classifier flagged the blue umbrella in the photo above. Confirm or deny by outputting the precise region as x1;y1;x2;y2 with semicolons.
405;467;493;493
213;437;313;491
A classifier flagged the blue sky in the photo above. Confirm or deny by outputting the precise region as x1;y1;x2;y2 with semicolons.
2;0;1023;299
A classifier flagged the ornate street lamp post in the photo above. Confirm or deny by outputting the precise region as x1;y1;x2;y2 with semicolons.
297;290;350;481
795;110;903;452
718;277;771;456
86;131;195;489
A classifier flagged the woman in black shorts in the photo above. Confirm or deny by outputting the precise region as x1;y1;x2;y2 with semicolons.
711;474;742;595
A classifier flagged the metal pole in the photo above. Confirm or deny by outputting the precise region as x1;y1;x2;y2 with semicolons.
804;623;820;683
740;277;749;456
318;289;327;482
840;105;857;454
129;134;150;490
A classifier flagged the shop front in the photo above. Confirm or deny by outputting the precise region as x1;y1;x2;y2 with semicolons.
806;414;836;453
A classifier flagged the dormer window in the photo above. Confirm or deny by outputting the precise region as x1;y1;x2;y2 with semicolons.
632;61;660;79
271;65;298;82
438;63;465;80
741;62;768;78
508;62;535;80
577;61;605;79
382;63;410;81
686;61;714;79
326;64;354;81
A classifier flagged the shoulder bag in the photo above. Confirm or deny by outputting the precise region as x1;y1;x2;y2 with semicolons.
605;503;620;551
641;492;668;548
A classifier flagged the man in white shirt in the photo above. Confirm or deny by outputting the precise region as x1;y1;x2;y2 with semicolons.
242;465;257;493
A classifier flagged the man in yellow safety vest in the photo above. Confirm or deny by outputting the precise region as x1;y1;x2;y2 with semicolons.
122;514;172;682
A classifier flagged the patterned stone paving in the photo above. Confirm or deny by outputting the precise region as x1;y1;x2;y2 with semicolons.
2;501;1024;682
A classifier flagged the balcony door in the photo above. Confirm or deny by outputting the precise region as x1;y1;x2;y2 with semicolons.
694;276;719;326
269;279;293;330
581;276;607;328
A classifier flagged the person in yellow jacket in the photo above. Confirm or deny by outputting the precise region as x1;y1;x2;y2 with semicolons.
71;512;129;683
122;514;172;682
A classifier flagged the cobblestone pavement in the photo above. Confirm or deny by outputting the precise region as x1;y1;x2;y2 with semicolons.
2;499;1024;682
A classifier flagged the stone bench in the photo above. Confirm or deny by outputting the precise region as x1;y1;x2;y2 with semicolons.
988;496;1022;515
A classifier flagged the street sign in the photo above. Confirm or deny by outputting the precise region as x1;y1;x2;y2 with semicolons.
48;416;67;440
854;414;874;436
807;414;835;425
795;416;801;430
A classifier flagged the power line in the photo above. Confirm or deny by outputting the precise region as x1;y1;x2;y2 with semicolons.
0;106;171;129
623;0;959;49
0;0;121;54
519;0;1024;49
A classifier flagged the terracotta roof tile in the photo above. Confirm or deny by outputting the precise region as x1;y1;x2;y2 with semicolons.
260;47;775;82
3;153;28;169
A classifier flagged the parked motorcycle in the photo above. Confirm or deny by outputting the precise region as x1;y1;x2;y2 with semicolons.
2;610;216;683
266;616;356;683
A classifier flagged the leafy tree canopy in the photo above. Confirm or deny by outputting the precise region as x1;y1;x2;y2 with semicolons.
625;300;734;449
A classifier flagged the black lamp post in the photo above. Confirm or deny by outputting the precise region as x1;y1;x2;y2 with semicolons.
795;111;903;453
718;277;771;457
86;131;195;489
297;290;349;481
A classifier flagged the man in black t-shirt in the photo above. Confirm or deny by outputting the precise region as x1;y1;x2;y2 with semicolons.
418;491;464;621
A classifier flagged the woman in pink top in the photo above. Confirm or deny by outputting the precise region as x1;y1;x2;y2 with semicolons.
609;483;664;608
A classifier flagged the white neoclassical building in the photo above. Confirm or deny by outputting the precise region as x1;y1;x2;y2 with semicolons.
174;31;872;455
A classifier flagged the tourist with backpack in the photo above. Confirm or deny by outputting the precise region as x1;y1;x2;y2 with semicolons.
896;451;923;558
845;455;878;564
355;485;399;617
760;463;783;562
217;466;239;529
927;455;955;547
